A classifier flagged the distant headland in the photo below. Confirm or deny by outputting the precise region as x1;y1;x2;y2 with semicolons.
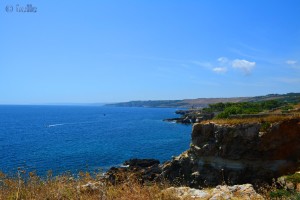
105;92;300;108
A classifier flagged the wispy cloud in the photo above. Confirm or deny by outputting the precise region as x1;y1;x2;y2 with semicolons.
238;43;266;54
192;57;256;75
286;60;297;65
232;59;256;75
192;58;229;74
228;45;276;65
107;53;186;63
213;67;227;73
217;57;229;64
228;48;257;59
191;61;213;69
285;60;300;70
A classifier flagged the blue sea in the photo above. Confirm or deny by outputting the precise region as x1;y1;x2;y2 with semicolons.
0;106;191;176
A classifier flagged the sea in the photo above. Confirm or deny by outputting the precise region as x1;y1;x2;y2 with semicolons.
0;105;191;176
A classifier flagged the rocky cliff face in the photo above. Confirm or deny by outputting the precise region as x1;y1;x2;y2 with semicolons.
161;118;300;188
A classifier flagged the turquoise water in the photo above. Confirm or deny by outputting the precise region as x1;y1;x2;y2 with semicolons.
0;106;191;175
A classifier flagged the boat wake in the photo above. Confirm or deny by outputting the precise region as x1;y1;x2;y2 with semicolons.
48;123;65;127
47;121;99;128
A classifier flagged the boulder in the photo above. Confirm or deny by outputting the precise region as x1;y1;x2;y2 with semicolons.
106;158;161;184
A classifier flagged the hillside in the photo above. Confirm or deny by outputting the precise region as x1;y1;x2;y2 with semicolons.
105;93;300;108
105;98;248;108
246;92;300;103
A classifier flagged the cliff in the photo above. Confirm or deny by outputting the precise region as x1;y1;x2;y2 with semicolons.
161;118;300;188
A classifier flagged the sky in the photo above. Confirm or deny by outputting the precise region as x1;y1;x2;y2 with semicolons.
1;0;300;104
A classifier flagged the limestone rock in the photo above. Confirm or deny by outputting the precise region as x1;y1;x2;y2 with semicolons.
163;187;210;199
162;184;264;200
210;184;264;200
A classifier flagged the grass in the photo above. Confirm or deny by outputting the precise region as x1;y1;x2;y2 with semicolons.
2;170;300;199
0;170;179;200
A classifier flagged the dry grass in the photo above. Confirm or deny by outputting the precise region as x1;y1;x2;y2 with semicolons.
2;170;299;199
202;114;300;125
0;170;179;200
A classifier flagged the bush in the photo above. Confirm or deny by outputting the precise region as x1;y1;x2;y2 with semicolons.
286;173;300;184
206;100;288;119
215;107;243;119
281;105;294;111
270;189;291;198
260;121;271;132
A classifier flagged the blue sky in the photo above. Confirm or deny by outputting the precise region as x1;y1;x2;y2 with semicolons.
1;0;300;104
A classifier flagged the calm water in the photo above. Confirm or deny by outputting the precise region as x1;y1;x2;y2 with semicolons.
0;106;191;175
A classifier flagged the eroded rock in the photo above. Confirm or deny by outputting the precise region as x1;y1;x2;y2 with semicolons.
277;172;300;191
161;118;300;187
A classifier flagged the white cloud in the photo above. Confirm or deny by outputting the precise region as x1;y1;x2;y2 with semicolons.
286;60;297;65
213;67;227;73
217;57;229;64
232;59;256;74
192;57;257;75
210;57;229;74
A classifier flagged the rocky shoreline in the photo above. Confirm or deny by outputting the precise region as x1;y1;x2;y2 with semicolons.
163;109;214;124
105;117;300;199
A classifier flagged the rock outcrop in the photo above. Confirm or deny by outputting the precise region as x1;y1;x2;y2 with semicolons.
161;118;300;187
164;109;214;124
162;184;264;200
277;171;300;192
106;159;161;184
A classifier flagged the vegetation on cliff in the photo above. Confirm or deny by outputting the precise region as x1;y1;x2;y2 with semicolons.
203;100;285;118
204;93;300;119
166;99;300;124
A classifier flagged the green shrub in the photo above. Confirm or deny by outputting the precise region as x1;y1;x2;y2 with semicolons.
208;100;287;119
281;105;294;111
260;121;271;132
270;189;291;198
286;173;300;184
